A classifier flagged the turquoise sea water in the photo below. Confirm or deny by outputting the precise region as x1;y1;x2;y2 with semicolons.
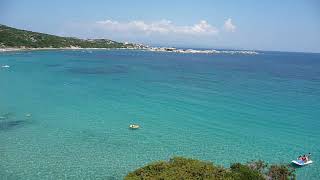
0;50;319;179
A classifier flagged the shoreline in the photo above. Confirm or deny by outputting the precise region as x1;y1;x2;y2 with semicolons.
0;47;259;55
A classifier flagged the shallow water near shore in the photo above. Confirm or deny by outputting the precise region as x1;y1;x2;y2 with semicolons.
0;50;319;179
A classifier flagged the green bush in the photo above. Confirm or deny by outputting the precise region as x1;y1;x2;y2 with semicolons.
267;165;295;180
125;157;233;180
230;163;265;180
125;157;295;180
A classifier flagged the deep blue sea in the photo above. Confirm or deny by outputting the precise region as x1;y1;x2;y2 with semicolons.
1;50;319;179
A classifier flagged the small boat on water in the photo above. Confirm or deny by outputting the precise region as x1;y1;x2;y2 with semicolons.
292;153;313;166
129;124;140;129
1;65;10;68
292;160;313;166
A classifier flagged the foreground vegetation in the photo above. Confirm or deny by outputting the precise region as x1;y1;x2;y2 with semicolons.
0;24;142;49
125;157;295;180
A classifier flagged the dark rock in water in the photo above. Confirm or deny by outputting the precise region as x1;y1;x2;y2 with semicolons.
0;120;26;131
68;66;128;75
46;63;62;67
105;176;118;180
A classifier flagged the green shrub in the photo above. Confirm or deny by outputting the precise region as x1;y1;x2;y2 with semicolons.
267;165;295;180
125;157;295;180
230;163;265;180
246;160;268;173
125;157;233;180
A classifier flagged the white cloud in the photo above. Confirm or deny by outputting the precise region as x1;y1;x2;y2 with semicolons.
96;19;219;36
224;18;236;32
61;18;237;46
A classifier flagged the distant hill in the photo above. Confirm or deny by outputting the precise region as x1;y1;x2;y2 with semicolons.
0;24;143;49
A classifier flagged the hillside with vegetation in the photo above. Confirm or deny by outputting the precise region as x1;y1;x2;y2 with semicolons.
0;24;143;49
125;157;295;180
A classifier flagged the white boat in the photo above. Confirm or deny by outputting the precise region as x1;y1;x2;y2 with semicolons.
291;160;313;166
129;124;140;129
1;65;10;68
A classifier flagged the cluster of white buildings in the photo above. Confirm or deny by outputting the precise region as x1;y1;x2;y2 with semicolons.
146;47;259;55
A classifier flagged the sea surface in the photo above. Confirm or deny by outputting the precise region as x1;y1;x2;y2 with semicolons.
0;50;319;179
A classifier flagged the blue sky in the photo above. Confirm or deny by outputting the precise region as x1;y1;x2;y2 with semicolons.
0;0;319;52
